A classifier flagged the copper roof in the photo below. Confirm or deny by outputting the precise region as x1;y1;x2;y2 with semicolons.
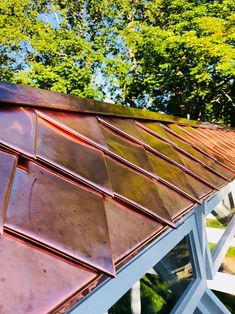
0;81;234;313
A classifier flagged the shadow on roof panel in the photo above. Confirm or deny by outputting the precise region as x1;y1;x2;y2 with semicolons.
104;198;163;264
147;151;211;200
36;117;112;195
5;161;115;276
0;107;36;157
0;150;17;234
105;156;194;224
37;110;107;148
101;124;153;172
100;124;204;203
0;234;98;314
139;121;208;158
99;117;144;141
178;152;226;187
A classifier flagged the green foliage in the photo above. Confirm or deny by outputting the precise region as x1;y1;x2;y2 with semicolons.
108;289;132;314
206;218;225;229
225;246;235;257
213;290;235;314
140;273;178;313
0;0;235;125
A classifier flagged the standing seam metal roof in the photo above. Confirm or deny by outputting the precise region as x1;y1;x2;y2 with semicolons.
0;82;234;313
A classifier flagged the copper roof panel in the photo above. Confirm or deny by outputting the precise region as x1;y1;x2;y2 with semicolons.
99;125;201;204
100;117;215;200
177;152;226;187
100;117;145;141
138;122;231;184
0;234;98;314
0;151;17;234
138;127;183;164
183;126;235;166
206;128;234;145
105;198;163;263
0;107;36;157
5;161;115;276
0;81;235;312
162;126;234;180
152;178;195;219
187;127;233;157
168;124;235;172
106;156;194;223
140;121;174;140
37;117;112;195
101;124;153;172
100;118;226;187
147;151;211;200
197;128;235;157
140;121;213;159
37;110;107;148
105;156;173;225
134;124;225;189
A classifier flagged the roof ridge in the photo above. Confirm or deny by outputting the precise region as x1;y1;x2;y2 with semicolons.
0;81;200;125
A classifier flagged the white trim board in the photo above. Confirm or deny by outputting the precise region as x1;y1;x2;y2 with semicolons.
207;272;235;295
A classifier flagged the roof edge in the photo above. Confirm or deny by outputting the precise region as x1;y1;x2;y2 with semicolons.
0;81;199;125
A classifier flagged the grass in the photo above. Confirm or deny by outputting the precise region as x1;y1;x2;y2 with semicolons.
209;243;235;257
209;242;216;251
205;218;225;229
225;246;235;258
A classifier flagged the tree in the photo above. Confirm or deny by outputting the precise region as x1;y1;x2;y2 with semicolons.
0;0;235;126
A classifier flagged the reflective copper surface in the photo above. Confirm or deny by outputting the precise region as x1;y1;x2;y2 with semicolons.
105;198;163;263
168;124;235;173
0;107;36;157
37;117;112;195
5;161;115;276
0;234;98;314
177;152;226;187
0;81;199;124
0;150;17;234
37;110;107;148
182;126;235;168
99;117;145;142
101;124;153;172
0;81;234;313
100;117;222;191
99;125;201;204
195;127;235;159
105;156;173;225
137;122;231;184
147;151;211;200
160;124;234;180
106;156;194;224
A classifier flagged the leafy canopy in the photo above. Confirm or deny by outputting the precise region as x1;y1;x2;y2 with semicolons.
0;0;235;126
